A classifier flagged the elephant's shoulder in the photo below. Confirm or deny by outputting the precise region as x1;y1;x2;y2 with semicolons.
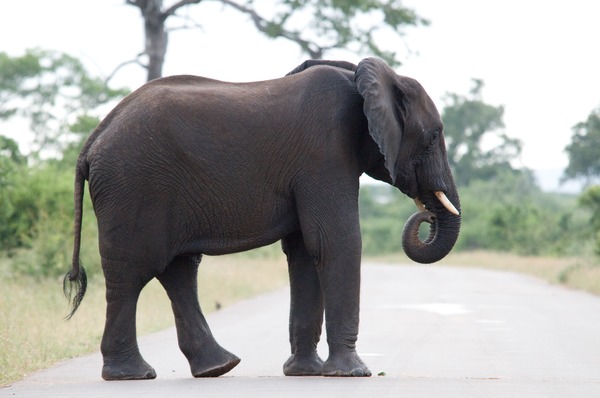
284;65;357;96
286;60;357;76
295;64;354;81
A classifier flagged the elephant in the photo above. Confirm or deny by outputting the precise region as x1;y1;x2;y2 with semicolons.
63;57;461;380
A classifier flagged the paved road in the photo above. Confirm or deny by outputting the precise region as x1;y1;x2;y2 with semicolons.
3;263;600;397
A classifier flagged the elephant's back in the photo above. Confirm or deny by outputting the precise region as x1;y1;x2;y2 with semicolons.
80;66;362;197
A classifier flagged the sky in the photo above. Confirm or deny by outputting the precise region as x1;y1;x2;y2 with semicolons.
1;0;599;192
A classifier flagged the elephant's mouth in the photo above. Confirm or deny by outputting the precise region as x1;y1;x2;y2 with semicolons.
414;192;459;216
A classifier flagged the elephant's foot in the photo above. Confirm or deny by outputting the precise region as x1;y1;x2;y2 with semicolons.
283;352;324;376
321;351;371;377
189;344;241;377
102;356;156;381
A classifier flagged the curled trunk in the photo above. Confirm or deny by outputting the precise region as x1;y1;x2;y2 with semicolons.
401;192;461;264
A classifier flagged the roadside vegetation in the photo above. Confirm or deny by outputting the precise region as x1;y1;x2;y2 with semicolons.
371;251;600;297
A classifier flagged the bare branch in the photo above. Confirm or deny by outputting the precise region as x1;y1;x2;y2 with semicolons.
219;0;326;59
166;12;205;32
105;54;147;85
161;0;203;20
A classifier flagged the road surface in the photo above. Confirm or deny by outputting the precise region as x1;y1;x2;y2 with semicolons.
3;263;600;397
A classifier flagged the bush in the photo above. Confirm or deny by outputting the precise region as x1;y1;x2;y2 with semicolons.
457;173;585;256
359;183;420;255
358;172;589;258
0;161;100;278
578;185;600;255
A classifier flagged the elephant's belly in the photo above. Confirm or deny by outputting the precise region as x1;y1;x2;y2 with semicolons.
179;204;300;256
91;165;300;259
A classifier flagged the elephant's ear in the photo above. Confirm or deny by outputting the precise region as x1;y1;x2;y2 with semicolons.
355;57;404;183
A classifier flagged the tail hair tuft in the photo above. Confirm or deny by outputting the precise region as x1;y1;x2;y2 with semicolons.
63;265;87;320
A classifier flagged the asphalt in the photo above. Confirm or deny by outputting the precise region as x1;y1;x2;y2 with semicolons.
3;263;600;397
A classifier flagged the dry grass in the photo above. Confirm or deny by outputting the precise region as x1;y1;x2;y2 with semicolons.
0;253;288;386
369;250;600;296
443;251;600;296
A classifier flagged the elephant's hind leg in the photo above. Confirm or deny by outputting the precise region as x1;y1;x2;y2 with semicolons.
282;231;325;376
157;255;240;377
100;257;156;380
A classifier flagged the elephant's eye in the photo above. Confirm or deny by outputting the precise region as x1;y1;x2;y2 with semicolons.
414;130;439;165
422;130;440;156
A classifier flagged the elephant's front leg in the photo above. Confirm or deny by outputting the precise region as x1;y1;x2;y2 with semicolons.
282;231;324;376
318;230;371;377
299;196;372;377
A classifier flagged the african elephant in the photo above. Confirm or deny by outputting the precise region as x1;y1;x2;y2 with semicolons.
64;57;461;380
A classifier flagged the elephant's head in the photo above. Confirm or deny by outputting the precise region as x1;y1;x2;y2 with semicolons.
355;57;461;264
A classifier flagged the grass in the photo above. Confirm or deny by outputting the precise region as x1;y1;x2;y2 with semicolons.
445;251;600;296
370;250;600;296
0;252;289;386
2;249;599;386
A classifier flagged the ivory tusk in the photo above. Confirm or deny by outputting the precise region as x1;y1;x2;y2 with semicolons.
435;191;460;215
414;198;427;212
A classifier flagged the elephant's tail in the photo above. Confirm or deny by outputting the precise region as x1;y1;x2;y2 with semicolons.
63;166;88;320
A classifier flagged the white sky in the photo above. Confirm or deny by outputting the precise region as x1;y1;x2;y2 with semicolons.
1;0;599;188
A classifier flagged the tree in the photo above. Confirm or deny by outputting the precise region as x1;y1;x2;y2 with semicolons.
0;49;128;159
0;50;127;272
563;106;600;257
0;136;25;215
563;105;600;185
123;0;428;82
578;185;600;256
442;79;523;186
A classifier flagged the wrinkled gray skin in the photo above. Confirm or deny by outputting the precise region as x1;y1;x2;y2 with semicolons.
64;58;460;380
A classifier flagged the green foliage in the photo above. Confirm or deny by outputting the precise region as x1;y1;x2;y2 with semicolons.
359;172;587;258
0;143;26;257
563;106;600;257
60;114;103;166
451;172;585;256
0;50;123;278
578;185;600;256
442;79;523;187
223;0;428;66
300;0;428;64
359;184;418;255
0;49;128;158
0;136;26;206
0;161;100;278
563;105;600;184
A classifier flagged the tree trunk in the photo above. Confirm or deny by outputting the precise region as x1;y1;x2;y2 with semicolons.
127;0;169;82
141;0;168;81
